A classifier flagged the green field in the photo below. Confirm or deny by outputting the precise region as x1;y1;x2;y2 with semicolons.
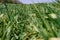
0;2;60;40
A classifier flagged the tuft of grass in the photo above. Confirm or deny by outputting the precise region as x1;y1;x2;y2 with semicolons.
0;1;60;40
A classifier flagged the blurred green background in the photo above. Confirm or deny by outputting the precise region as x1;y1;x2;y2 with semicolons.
0;0;60;40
